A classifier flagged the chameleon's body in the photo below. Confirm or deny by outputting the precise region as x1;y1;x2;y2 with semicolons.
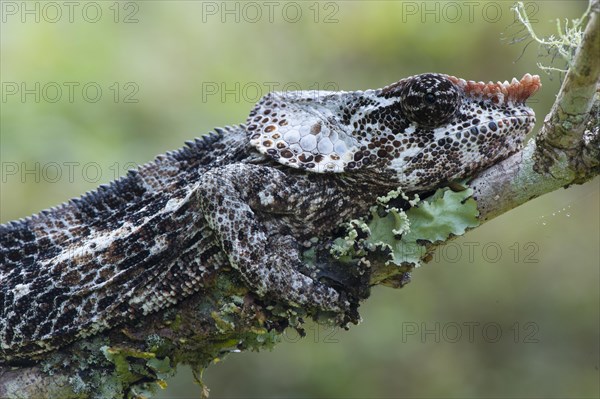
0;73;540;363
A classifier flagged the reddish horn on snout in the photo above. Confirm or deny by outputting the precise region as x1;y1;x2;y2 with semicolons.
448;73;541;104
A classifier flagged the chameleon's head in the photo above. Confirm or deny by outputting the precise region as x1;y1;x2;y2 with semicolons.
247;72;540;191
376;73;541;190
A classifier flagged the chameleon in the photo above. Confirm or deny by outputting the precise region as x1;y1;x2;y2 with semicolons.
0;72;541;363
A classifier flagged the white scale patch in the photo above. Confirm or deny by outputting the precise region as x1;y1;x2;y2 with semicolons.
248;91;370;173
150;235;169;255
258;190;275;206
41;222;136;269
13;283;31;301
163;197;185;213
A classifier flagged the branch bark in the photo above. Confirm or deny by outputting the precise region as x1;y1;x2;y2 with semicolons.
1;3;599;398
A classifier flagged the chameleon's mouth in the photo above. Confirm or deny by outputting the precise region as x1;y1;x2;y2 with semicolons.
448;73;541;105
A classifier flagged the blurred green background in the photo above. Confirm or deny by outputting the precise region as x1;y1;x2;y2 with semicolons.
1;1;598;398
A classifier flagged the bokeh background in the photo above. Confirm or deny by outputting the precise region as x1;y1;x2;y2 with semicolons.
1;1;598;398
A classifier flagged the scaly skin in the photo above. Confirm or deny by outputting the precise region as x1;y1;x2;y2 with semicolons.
0;73;540;363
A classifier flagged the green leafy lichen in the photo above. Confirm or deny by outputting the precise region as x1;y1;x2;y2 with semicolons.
146;356;175;382
398;186;480;264
211;311;236;333
100;346;176;398
39;337;127;399
332;185;480;268
101;346;155;383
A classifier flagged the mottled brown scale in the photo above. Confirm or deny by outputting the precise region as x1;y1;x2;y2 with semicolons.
311;123;322;134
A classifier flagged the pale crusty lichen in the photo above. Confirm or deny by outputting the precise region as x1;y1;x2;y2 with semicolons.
512;1;592;73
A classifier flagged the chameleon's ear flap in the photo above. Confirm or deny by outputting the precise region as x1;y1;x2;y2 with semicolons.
246;92;368;173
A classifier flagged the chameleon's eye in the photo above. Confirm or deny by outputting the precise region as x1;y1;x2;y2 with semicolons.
424;93;436;104
400;74;461;128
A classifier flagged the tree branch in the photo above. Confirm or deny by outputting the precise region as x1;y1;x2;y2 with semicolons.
1;3;598;398
472;0;599;222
